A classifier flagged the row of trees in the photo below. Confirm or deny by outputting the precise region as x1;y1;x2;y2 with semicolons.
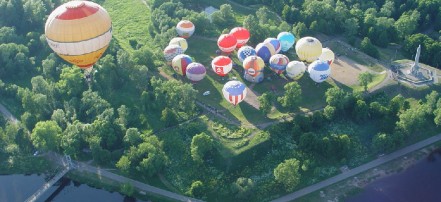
228;0;441;66
260;87;441;193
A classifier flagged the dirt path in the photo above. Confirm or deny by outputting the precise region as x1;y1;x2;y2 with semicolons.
0;103;18;124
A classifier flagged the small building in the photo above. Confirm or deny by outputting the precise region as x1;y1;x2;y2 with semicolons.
204;6;219;22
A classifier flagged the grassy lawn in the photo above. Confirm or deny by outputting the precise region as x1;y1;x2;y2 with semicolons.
351;72;387;92
103;0;153;53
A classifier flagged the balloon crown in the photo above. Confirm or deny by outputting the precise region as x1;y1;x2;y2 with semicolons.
65;1;86;9
307;38;314;43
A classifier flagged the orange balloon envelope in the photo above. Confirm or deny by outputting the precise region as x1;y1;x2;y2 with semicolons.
45;1;112;71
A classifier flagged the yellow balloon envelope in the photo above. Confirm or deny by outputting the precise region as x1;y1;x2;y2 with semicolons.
45;1;112;70
295;37;322;63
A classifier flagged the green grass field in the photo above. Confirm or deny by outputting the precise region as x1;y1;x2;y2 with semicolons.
103;0;153;53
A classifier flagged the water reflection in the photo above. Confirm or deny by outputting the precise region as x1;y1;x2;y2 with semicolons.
0;174;143;202
348;150;441;202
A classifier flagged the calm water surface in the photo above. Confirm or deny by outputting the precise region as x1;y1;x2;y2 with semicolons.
347;155;441;202
0;174;143;202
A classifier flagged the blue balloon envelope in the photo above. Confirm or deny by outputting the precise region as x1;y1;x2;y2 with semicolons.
256;42;276;63
277;32;296;52
264;38;281;54
237;46;256;62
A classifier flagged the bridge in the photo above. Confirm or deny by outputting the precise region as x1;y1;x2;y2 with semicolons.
25;155;73;202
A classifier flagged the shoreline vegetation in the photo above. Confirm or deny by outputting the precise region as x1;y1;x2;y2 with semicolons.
297;142;441;202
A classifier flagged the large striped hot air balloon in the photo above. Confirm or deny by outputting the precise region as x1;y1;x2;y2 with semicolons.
295;37;322;63
212;56;232;77
319;48;335;65
45;1;112;74
186;62;206;82
269;54;290;74
176;20;195;38
169;37;188;52
230;27;250;48
172;54;192;76
286;61;306;80
237;46;256;62
222;81;247;106
217;34;237;54
308;60;331;83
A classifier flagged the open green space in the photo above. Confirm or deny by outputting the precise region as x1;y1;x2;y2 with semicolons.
102;0;153;53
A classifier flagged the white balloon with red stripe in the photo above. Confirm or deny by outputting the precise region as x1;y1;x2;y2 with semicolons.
222;81;247;106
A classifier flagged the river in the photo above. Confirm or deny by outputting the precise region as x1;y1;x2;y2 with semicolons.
0;174;144;202
347;154;441;202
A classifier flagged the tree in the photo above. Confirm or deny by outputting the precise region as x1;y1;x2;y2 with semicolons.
188;180;205;198
395;10;420;39
360;37;379;58
274;158;301;191
231;177;254;199
31;121;61;151
433;98;441;126
80;90;111;121
61;121;84;156
115;105;130;131
258;93;272;115
354;99;369;122
123;128;142;148
292;22;308;39
161;108;178;127
118;136;168;177
191;132;214;163
56;66;86;98
372;132;398;153
396;103;429;135
120;182;135;197
278;82;302;110
358;71;373;92
325;87;347;111
323;105;336;120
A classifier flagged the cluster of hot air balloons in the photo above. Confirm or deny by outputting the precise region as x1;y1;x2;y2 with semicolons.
45;0;112;80
162;20;207;83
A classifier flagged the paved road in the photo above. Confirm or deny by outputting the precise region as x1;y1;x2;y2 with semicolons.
46;152;203;202
272;133;441;202
0;103;18;123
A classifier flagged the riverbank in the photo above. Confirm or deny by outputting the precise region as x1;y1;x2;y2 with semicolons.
296;141;441;202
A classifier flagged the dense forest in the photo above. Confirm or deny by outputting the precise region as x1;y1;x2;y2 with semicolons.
1;0;441;201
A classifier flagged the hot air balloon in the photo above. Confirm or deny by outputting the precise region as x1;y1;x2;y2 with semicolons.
237;46;256;62
286;61;306;80
169;37;188;52
230;27;250;48
164;45;183;64
295;37;322;63
277;32;295;52
243;56;265;78
217;34;237;54
176;20;195;38
308;60;331;83
244;72;264;83
172;54;192;76
186;62;206;82
256;42;277;63
45;1;112;75
264;38;282;54
269;54;290;74
319;48;335;65
212;56;232;77
222;80;247;106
